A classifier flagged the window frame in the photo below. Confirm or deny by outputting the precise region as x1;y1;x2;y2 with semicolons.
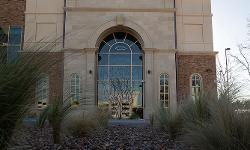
70;73;81;103
0;25;23;63
159;73;170;108
36;74;49;109
190;73;203;101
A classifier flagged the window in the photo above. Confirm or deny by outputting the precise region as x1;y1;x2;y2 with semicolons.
160;74;169;108
0;26;22;63
97;32;143;119
36;74;49;109
191;74;202;101
70;73;80;103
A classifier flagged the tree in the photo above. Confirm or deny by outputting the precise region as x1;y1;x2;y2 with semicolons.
230;20;250;78
103;79;136;119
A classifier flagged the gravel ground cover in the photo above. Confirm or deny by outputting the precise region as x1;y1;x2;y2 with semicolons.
8;125;188;150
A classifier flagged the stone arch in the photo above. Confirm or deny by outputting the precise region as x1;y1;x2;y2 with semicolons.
88;18;153;49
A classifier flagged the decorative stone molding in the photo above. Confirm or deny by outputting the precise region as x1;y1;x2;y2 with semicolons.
177;51;218;56
88;18;153;49
64;7;176;13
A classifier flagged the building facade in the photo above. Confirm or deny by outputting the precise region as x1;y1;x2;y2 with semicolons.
23;0;216;119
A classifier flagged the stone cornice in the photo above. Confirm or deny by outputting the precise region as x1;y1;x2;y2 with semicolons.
62;48;98;53
64;7;176;13
143;48;177;53
177;51;218;56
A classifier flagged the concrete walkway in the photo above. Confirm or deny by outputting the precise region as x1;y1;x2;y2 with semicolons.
109;119;149;127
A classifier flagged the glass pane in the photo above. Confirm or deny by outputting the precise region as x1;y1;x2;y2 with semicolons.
110;66;130;80
160;86;164;93
104;34;116;45
98;54;108;65
99;42;110;53
132;54;143;65
196;80;201;86
165;78;168;86
132;66;142;81
131;43;141;53
165;86;169;93
9;26;22;44
160;77;164;85
192;79;195;86
164;100;168;108
98;66;108;80
114;32;126;42
160;94;164;100
109;54;131;65
132;81;143;107
0;27;8;44
98;81;109;104
7;46;20;63
110;43;131;53
165;94;169;100
126;33;137;44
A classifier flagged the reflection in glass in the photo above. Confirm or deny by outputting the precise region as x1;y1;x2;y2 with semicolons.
97;32;143;119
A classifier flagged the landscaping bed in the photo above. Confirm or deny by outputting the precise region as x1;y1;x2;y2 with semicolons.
8;125;188;150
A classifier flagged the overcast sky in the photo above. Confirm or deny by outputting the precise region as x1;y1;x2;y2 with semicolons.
212;0;250;58
211;0;250;97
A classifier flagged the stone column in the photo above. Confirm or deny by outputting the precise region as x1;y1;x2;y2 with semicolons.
85;48;97;111
143;48;155;120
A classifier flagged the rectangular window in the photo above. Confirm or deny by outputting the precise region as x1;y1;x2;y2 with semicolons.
7;26;22;63
0;26;22;64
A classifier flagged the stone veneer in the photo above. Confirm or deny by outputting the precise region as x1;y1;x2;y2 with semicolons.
176;54;217;103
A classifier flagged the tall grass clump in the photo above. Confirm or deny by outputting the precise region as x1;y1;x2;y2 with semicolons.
0;41;59;149
181;88;250;150
65;108;110;137
156;108;183;140
37;97;72;144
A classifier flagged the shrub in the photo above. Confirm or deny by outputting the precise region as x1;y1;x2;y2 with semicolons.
156;108;183;140
66;113;97;137
0;42;59;148
94;107;110;128
181;90;250;150
66;108;110;137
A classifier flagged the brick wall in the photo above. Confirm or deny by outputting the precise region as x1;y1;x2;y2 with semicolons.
0;0;26;27
177;54;217;102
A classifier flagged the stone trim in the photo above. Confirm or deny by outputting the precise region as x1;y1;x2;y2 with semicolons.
177;51;218;56
65;7;176;13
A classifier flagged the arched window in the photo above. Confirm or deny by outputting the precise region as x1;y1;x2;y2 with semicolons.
160;74;169;108
70;73;80;102
36;74;49;108
97;31;143;119
191;74;202;101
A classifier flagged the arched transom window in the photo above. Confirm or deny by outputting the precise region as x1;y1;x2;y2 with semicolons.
97;32;143;118
160;74;169;108
191;74;202;101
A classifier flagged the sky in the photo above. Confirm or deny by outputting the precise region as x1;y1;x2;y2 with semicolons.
211;0;250;97
212;0;250;54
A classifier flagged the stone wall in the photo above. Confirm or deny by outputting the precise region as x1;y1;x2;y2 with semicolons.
176;54;217;102
0;0;26;27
